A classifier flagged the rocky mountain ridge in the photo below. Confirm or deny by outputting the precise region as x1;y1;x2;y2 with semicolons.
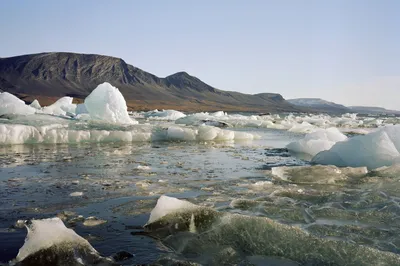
0;52;304;112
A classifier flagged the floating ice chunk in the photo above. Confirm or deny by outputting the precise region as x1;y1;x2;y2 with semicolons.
13;218;103;264
69;191;83;197
234;131;255;140
83;216;107;227
252;180;273;188
147;195;197;224
176;113;211;126
286;128;347;156
84;82;137;124
0;92;36;116
288;122;317;133
29;99;41;109
42;97;76;116
197;125;235;141
382;125;400;152
197;125;220;141
313;126;400;169
195;125;250;141
202;120;230;128
340;128;372;135
145;109;186;120
136;165;151;170
210;111;227;117
75;103;88;115
166;126;197;141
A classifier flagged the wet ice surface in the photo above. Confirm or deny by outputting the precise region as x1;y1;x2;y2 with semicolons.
1;128;400;265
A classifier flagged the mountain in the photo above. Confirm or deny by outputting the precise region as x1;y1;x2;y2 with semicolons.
287;98;351;113
0;52;306;112
349;106;400;115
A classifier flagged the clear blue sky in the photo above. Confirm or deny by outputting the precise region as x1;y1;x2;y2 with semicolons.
1;0;400;109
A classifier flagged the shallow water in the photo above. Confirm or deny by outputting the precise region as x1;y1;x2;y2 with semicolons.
1;124;400;265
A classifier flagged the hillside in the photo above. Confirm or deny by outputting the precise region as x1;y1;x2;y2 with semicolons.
0;52;305;112
349;106;400;115
287;98;351;114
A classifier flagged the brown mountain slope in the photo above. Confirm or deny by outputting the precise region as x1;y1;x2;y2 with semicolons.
0;52;305;112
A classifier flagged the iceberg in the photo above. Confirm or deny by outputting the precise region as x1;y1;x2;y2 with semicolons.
0;92;36;116
286;127;347;156
84;82;137;124
312;126;400;169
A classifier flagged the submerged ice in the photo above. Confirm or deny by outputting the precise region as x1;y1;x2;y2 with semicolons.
144;196;400;265
4;131;400;265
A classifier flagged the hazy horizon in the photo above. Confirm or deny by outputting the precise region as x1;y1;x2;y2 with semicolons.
1;0;399;109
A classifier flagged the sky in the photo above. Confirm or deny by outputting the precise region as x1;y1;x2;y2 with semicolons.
1;0;400;109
